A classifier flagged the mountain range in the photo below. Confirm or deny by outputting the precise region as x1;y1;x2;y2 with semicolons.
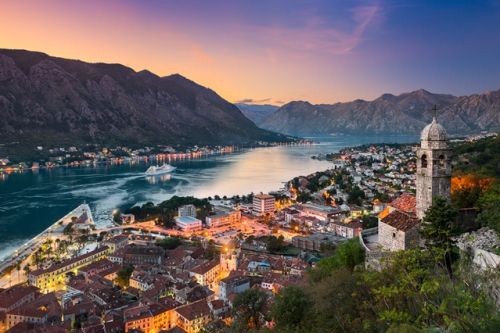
258;89;500;136
235;103;279;126
0;49;288;158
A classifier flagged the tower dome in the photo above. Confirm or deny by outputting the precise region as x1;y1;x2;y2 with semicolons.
420;117;447;142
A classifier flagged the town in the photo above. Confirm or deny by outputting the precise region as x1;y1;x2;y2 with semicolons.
0;122;498;333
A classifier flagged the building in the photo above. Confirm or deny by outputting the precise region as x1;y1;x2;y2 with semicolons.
5;293;62;330
124;302;176;332
178;204;197;218
205;207;241;228
189;259;221;287
292;234;337;251
332;220;362;239
28;246;111;293
301;203;336;221
123;245;165;266
175;299;212;333
175;216;203;233
416;115;451;219
219;275;250;300
0;285;38;329
378;210;420;251
253;194;275;216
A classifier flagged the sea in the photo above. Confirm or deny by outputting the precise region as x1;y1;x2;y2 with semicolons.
0;134;417;260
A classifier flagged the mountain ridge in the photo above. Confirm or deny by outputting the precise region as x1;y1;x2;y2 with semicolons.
0;49;288;158
259;89;500;136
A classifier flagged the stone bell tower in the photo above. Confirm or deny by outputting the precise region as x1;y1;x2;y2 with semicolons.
416;108;451;220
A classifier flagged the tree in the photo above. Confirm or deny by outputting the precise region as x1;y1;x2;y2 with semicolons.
156;237;182;250
272;286;313;331
477;182;500;235
232;289;269;332
115;265;134;288
266;235;285;253
420;196;458;279
309;238;365;282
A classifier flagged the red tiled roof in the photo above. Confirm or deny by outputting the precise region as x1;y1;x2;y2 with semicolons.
0;285;38;309
175;299;210;321
389;193;416;214
381;210;420;232
190;259;220;275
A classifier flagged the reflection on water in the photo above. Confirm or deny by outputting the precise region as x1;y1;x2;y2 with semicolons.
0;135;417;259
146;174;172;184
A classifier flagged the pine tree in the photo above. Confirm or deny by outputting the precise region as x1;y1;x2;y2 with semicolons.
420;196;458;279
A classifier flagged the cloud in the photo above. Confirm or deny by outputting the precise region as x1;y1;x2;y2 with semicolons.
258;3;381;55
235;98;272;104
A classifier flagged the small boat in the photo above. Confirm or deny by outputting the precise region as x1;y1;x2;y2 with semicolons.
145;164;176;176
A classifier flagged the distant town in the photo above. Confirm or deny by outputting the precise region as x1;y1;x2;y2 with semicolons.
0;140;312;177
0;130;498;333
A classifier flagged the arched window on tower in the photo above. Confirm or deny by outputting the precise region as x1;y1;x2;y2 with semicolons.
421;154;427;168
439;155;445;169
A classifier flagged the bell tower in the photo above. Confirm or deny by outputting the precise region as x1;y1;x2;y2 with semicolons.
416;107;451;219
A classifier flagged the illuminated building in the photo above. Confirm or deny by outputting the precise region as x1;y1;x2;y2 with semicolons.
175;216;202;233
252;194;275;216
28;246;111;293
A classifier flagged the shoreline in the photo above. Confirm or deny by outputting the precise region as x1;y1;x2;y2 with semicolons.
0;204;94;275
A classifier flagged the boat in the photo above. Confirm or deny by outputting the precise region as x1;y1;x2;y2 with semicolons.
145;164;176;176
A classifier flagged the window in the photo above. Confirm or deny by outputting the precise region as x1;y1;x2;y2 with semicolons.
421;154;427;168
439;155;445;168
392;232;396;238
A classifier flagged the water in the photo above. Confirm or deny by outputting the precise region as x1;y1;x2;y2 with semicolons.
0;135;417;259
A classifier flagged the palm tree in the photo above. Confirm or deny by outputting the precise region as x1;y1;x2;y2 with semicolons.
15;261;21;283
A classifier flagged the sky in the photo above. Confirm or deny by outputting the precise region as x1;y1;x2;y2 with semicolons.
1;0;500;105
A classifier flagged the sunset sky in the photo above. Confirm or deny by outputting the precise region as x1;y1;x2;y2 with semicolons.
1;0;499;105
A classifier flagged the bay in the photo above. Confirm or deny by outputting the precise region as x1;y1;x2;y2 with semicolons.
0;135;417;259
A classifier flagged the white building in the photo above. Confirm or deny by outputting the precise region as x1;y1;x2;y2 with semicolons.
175;216;202;233
253;194;275;216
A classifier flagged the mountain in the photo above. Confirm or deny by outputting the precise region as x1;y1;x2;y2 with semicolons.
0;49;288;157
236;103;279;126
259;89;500;136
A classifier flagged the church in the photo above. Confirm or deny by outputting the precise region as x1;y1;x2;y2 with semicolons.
368;114;451;252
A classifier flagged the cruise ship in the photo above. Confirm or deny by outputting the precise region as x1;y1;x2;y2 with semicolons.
145;164;176;176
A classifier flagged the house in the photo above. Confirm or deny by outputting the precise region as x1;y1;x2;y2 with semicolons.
378;210;420;251
175;300;212;333
189;260;220;287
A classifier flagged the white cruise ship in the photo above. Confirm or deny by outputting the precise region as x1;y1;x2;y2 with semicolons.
145;164;176;176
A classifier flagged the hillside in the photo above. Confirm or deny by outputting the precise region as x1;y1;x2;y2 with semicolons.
0;49;287;158
236;103;279;126
260;89;500;136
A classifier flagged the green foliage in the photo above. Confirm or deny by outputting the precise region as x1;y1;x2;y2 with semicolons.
421;197;459;251
309;238;365;282
362;215;378;229
296;192;313;203
271;248;500;333
156;236;182;250
271;286;313;331
115;264;134;288
232;289;269;332
452;135;500;178
420;196;459;278
477;182;500;235
266;235;286;253
347;185;365;205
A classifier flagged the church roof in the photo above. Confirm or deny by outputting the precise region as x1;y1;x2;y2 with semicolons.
421;117;447;142
381;210;420;232
389;193;416;215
